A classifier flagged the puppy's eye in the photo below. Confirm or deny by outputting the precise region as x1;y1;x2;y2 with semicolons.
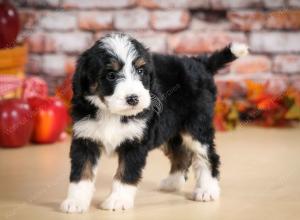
137;68;144;75
106;72;116;81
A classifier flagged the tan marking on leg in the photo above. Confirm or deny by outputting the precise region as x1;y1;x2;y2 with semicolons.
114;157;125;181
82;161;94;180
159;140;193;192
169;148;192;175
162;142;193;175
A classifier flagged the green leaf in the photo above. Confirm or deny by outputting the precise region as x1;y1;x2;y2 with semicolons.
227;105;239;121
285;103;300;120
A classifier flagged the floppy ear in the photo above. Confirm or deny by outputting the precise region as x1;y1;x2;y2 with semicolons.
148;56;157;92
72;48;103;97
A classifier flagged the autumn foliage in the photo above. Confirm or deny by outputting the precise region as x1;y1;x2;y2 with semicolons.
215;80;300;131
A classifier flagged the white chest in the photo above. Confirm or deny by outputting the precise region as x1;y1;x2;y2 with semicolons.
73;113;146;155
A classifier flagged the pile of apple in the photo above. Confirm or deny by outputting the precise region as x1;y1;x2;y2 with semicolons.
0;77;69;148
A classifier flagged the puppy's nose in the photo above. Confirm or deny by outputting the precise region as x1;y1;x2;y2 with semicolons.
126;94;139;106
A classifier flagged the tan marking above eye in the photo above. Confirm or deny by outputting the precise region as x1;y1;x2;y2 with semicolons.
107;59;121;71
134;58;146;68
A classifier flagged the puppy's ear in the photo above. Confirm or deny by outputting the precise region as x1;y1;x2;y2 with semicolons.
148;57;157;91
72;48;102;97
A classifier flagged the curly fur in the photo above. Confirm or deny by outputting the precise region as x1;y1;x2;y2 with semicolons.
61;33;248;213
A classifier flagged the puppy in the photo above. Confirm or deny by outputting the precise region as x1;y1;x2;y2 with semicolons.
61;33;248;213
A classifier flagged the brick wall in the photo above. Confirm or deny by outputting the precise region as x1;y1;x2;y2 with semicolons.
14;0;300;94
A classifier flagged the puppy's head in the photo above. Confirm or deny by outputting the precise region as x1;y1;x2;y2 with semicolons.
73;33;153;116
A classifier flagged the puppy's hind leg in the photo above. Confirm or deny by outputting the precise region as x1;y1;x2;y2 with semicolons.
181;133;220;202
160;135;193;192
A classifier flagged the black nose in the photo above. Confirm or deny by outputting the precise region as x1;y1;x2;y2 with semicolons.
126;95;139;106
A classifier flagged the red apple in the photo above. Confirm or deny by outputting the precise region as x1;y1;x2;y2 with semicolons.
0;99;33;148
28;97;68;144
0;0;20;48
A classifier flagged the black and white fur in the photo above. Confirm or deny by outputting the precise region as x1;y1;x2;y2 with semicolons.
61;33;248;213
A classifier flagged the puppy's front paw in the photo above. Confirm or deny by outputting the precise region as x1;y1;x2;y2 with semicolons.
100;180;136;211
60;198;90;213
192;179;220;202
100;193;134;211
230;43;249;58
159;172;185;192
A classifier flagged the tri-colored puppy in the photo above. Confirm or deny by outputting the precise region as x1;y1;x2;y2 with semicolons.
61;33;248;213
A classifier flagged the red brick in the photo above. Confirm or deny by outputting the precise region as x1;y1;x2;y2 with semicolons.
228;10;265;31
230;55;271;74
150;10;190;31
228;10;300;31
42;55;66;77
137;0;158;8
138;0;209;9
266;10;300;30
273;55;300;74
26;32;55;53
115;9;150;30
250;32;300;53
168;31;247;54
262;0;285;8
63;0;135;9
79;11;113;31
19;9;39;29
39;12;77;31
49;32;93;54
211;0;261;9
129;32;167;53
190;19;230;31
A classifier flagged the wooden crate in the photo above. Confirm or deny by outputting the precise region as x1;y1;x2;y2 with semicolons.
0;43;27;75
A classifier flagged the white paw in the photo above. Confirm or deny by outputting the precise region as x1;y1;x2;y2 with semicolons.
100;180;136;211
61;198;90;213
100;193;134;210
159;172;185;192
230;43;249;58
192;180;220;202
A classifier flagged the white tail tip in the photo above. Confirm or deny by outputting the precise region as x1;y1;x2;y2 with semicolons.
230;43;249;58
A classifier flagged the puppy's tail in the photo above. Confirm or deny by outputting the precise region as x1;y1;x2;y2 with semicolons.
200;43;249;74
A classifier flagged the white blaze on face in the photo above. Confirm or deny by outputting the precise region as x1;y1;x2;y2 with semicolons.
100;34;151;116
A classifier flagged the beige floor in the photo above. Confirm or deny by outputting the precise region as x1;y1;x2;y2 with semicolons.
0;126;300;220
